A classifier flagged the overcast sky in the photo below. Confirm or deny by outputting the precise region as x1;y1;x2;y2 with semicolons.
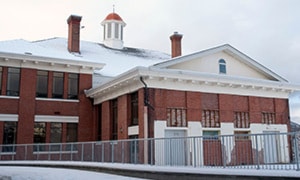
1;0;300;122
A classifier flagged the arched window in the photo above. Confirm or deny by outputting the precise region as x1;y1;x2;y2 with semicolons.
219;59;226;74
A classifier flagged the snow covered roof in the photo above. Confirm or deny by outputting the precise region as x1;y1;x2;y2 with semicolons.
34;38;170;76
0;38;170;77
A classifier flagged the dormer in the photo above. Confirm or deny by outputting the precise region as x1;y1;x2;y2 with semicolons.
101;12;126;50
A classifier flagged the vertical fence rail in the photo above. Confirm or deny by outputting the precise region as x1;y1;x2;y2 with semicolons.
0;132;300;171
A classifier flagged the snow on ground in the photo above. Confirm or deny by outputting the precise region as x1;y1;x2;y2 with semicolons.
0;166;143;180
0;161;300;179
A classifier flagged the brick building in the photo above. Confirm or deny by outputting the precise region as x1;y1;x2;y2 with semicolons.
0;12;299;164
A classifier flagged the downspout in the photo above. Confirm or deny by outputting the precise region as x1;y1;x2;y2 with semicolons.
140;76;153;164
140;77;154;109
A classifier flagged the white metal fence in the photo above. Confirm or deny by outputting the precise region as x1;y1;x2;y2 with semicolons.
1;132;300;171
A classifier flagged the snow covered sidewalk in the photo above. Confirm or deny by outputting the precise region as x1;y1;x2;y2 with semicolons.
0;161;299;179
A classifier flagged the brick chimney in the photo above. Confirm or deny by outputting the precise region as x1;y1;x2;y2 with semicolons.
67;15;82;53
170;32;183;58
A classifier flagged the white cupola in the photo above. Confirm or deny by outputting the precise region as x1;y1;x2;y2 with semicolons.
101;12;126;50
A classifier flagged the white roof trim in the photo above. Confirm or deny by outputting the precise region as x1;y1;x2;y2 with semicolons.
86;67;300;104
0;51;105;74
153;44;287;82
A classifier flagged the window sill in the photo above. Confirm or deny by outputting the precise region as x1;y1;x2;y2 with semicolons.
36;98;79;103
0;95;19;99
165;127;188;130
0;152;16;155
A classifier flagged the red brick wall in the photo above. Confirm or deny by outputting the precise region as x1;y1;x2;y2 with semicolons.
248;96;261;123
219;94;233;123
35;101;78;115
138;89;145;139
186;92;201;121
17;68;37;144
78;73;94;142
0;67;94;145
101;101;111;141
118;94;128;140
275;98;290;125
0;98;18;114
149;89;290;130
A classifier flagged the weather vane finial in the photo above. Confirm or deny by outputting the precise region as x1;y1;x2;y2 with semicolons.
113;4;115;13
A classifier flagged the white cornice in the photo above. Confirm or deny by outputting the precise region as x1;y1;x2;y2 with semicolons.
86;67;300;104
0;52;105;74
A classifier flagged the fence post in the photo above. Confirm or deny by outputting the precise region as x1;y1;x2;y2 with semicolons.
70;143;73;161
255;134;260;170
150;139;153;165
193;137;196;167
121;141;124;163
101;143;104;162
221;136;226;168
92;143;94;162
111;142;114;163
294;133;299;171
59;144;62;161
25;144;27;160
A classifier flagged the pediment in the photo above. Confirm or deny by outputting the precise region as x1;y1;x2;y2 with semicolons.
153;44;286;82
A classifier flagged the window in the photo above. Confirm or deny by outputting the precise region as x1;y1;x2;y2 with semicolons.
103;25;106;40
203;131;219;140
107;23;112;38
219;59;226;74
66;123;78;151
111;99;118;140
0;67;2;93
36;71;48;98
115;23;119;39
262;112;276;124
234;112;250;128
131;92;138;125
167;108;187;127
52;72;64;98
7;67;20;96
2;122;17;152
33;122;46;151
67;123;78;143
202;110;220;128
68;73;78;99
120;26;123;40
50;123;62;151
234;131;250;140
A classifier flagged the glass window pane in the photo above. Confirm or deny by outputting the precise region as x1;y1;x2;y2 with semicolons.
36;71;48;98
68;73;78;99
111;99;118;140
7;67;20;96
115;23;119;39
33;122;46;151
131;92;138;125
107;23;112;38
50;122;62;151
66;123;78;151
52;72;64;98
67;123;78;143
2;122;17;152
219;59;226;74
